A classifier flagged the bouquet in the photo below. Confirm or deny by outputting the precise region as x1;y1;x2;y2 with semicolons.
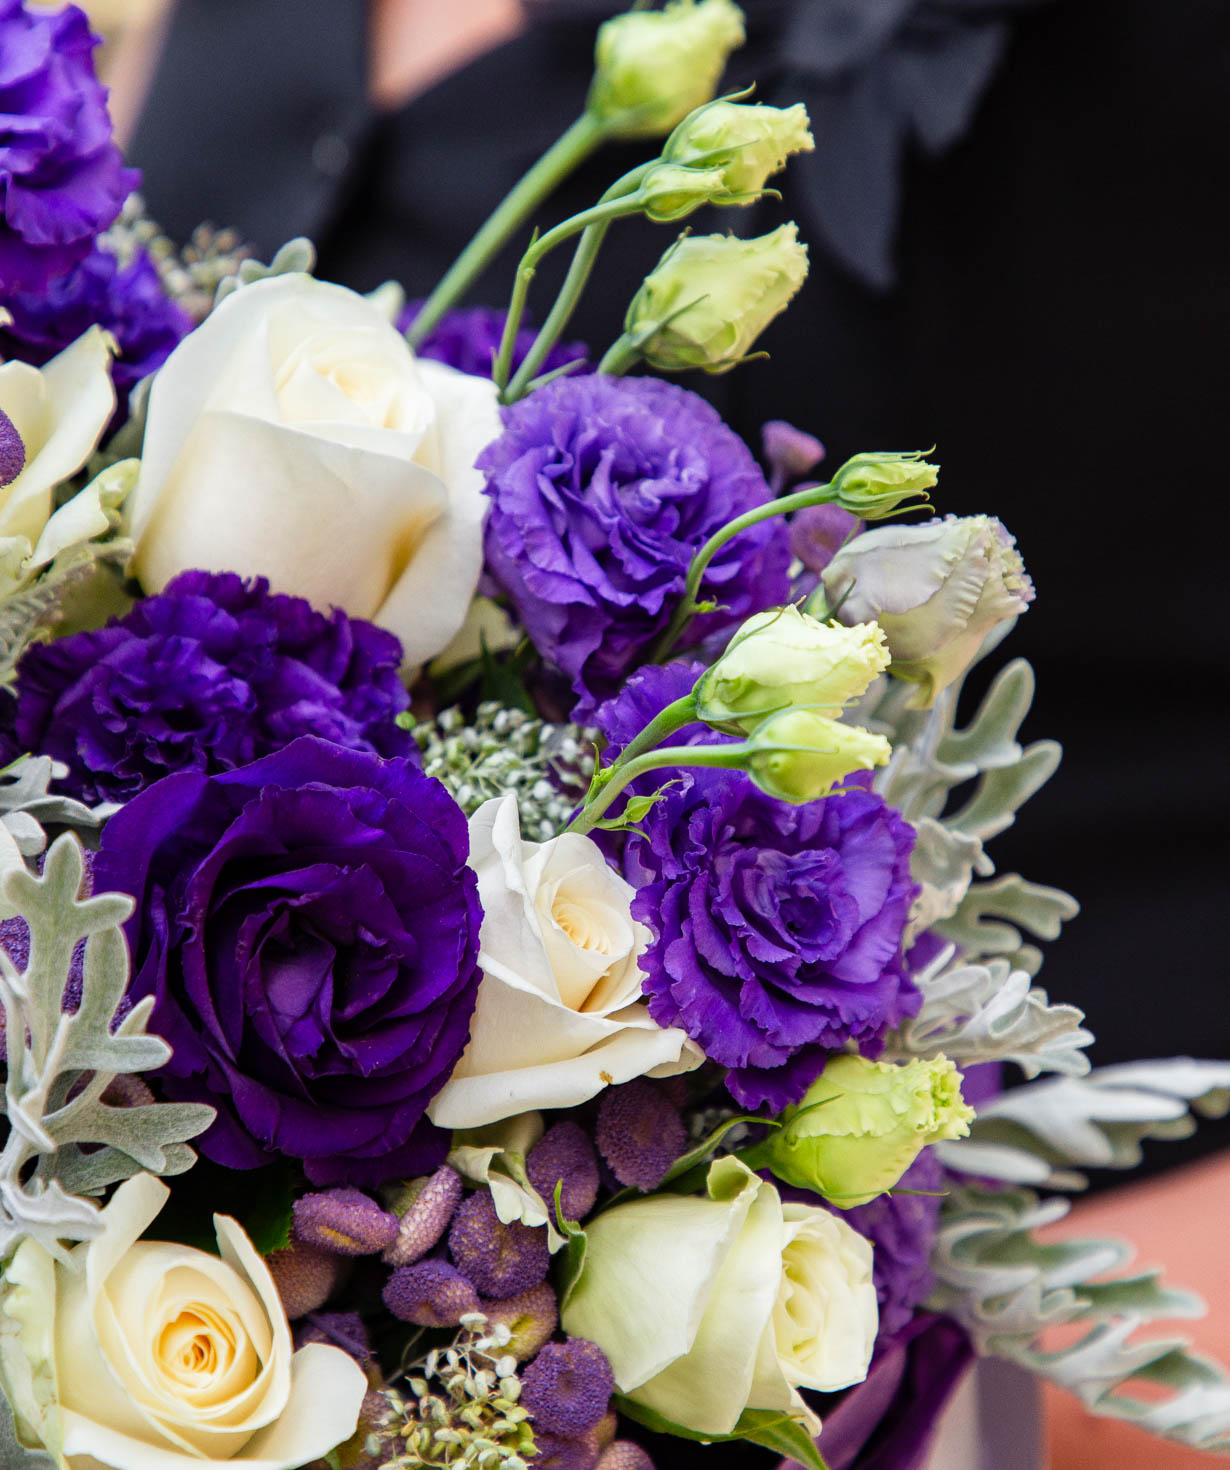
2;3;1228;1468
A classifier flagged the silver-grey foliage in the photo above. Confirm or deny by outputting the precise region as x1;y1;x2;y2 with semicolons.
931;1185;1230;1454
888;943;1093;1080
0;756;109;878
938;1058;1230;1190
0;835;214;1264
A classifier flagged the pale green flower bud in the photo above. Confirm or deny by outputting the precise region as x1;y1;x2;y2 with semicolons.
663;100;814;196
765;1054;974;1207
588;0;746;140
695;606;889;734
745;708;890;803
626;225;809;374
830;450;938;518
821;515;1035;707
638;162;732;222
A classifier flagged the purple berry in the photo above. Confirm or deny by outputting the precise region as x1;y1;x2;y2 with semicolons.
527;1123;600;1223
266;1239;346;1319
383;1166;463;1266
595;1080;686;1191
0;409;25;489
294;1310;372;1365
448;1189;550;1298
383;1259;480;1326
533;1429;602;1470
521;1338;614;1438
293;1188;399;1256
598;1444;656;1470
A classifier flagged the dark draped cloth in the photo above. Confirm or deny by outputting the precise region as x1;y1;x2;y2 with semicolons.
131;0;1230;1178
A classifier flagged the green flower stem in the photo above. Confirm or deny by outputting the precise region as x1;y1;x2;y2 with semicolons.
604;691;700;769
504;219;610;402
649;479;839;663
407;111;609;348
565;741;748;836
492;190;648;392
596;331;646;376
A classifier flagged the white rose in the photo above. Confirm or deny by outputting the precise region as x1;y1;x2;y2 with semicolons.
0;326;118;595
561;1156;877;1438
427;794;702;1129
0;1173;366;1470
125;274;501;670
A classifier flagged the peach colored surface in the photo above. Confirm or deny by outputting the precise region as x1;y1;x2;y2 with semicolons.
1041;1150;1230;1469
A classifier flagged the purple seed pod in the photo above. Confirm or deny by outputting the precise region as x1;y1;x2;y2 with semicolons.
267;1239;347;1320
533;1429;602;1470
448;1189;550;1298
99;1073;157;1109
293;1188;400;1256
294;1310;373;1365
382;1166;464;1266
481;1280;558;1362
527;1123;600;1223
521;1338;615;1438
595;1410;618;1450
383;1259;481;1327
597;1444;656;1470
0;409;26;488
595;1080;687;1192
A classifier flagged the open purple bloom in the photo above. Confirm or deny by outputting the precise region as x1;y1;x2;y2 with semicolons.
597;676;919;1113
0;1;137;293
13;570;414;804
480;375;790;710
94;737;482;1184
400;299;586;380
842;1148;946;1345
0;244;191;405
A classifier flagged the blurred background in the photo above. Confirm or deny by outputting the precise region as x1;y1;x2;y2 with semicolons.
73;2;1230;1462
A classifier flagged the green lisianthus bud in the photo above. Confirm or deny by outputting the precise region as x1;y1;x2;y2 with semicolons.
588;0;747;141
626;225;809;374
638;162;733;222
830;450;938;519
695;606;889;734
663;100;815;197
744;708;890;803
767;1054;974;1207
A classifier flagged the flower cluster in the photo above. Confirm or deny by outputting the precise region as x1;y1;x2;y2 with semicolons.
4;11;1187;1470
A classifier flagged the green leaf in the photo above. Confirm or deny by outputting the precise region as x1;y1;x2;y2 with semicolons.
612;1397;829;1467
553;1180;588;1308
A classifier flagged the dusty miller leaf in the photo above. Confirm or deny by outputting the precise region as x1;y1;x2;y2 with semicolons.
938;1058;1230;1190
886;946;1092;1078
930;1185;1230;1453
212;237;316;305
0;834;214;1262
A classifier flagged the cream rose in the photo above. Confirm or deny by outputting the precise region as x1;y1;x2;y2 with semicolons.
0;1173;366;1470
0;325;118;595
126;274;501;669
427;794;702;1129
561;1156;878;1438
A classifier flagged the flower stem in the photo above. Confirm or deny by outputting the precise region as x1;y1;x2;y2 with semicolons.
565;742;746;836
408;111;609;348
606;692;700;768
597;332;645;376
649;480;839;663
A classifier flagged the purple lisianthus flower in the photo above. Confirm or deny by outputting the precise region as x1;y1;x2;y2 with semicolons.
0;244;191;404
12;570;414;804
596;669;919;1113
480;375;791;710
841;1148;946;1345
0;1;137;293
93;737;482;1184
400;300;586;380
